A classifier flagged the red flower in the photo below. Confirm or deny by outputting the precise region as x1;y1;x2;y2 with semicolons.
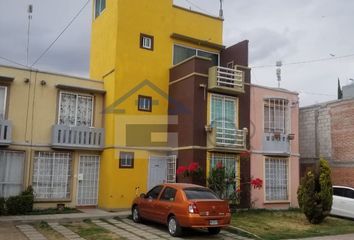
176;166;188;175
240;150;250;159
216;161;223;169
251;178;263;189
188;162;199;172
236;187;241;193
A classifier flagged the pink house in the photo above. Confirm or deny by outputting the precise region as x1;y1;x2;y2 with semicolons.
250;84;300;209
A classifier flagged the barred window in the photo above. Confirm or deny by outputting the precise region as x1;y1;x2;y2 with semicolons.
265;157;288;201
167;156;176;183
32;152;72;199
95;0;106;18
119;152;134;168
264;98;289;133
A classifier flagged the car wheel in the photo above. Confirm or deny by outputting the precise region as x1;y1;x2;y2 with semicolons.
208;227;221;235
132;205;142;223
168;216;182;237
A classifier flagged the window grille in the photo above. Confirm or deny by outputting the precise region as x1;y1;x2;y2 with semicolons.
167;156;176;183
264;98;289;133
32;152;71;199
265;157;288;201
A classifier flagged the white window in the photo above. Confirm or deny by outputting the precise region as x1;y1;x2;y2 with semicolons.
265;157;289;201
32;152;71;199
0;150;25;198
59;92;94;127
211;94;237;145
0;86;7;120
95;0;106;18
210;153;239;199
264;98;289;133
119;152;134;168
140;34;154;50
167;156;176;183
138;95;152;112
173;44;219;66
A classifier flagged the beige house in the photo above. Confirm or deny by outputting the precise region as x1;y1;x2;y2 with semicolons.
0;65;105;208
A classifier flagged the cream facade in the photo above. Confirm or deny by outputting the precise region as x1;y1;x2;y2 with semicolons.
250;84;300;209
0;65;105;208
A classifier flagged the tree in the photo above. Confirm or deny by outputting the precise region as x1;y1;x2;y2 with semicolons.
297;158;333;224
338;78;343;99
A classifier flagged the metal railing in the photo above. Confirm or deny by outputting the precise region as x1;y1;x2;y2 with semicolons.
215;66;243;88
215;127;247;148
263;132;290;154
52;125;104;150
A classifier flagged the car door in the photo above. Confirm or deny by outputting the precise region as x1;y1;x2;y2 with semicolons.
343;188;354;218
332;187;346;217
139;185;163;221
155;187;177;223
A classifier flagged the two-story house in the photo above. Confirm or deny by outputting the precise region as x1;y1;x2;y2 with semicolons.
0;65;105;208
250;84;299;208
90;0;251;209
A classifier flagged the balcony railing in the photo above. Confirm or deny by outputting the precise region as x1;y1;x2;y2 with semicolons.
52;125;104;150
263;132;291;155
207;126;247;152
208;66;244;95
0;120;12;145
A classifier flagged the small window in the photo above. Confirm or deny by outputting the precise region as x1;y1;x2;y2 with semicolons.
160;187;177;201
95;0;106;18
184;187;219;200
138;95;152;112
119;152;134;168
146;185;163;200
140;34;154;50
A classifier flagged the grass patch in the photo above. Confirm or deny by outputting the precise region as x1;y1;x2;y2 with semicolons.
231;209;354;240
24;207;81;215
65;221;122;240
33;221;66;240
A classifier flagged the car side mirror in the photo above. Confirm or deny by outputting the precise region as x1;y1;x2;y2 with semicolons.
140;193;146;198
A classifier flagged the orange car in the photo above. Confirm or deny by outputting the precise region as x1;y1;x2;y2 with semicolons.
131;183;231;237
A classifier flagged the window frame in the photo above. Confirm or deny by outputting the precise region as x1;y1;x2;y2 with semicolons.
140;33;154;51
138;95;152;112
0;86;8;120
263;98;290;134
264;157;289;203
0;150;25;198
58;91;95;127
172;43;220;66
94;0;106;18
119;151;134;169
32;151;72;201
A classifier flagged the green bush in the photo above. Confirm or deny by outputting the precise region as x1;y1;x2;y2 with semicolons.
0;197;5;215
297;158;333;224
5;186;34;215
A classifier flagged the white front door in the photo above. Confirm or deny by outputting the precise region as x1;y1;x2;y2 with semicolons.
77;155;100;206
148;156;176;191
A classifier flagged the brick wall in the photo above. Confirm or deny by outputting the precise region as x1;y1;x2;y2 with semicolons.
332;167;354;187
330;101;354;162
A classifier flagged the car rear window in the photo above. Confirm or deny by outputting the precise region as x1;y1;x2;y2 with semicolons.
183;187;219;200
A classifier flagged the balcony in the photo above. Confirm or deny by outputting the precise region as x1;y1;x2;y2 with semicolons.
207;126;248;152
52;125;104;150
0;120;12;146
208;66;245;95
263;132;291;156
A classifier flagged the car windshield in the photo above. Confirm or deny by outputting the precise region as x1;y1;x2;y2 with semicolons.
183;187;219;200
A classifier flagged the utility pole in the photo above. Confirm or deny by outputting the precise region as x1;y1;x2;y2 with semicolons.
26;4;33;66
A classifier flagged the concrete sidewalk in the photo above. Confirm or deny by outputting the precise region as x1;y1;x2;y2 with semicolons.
0;208;130;223
290;234;354;240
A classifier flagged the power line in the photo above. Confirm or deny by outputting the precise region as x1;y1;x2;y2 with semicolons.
251;53;354;69
30;0;90;67
0;56;30;69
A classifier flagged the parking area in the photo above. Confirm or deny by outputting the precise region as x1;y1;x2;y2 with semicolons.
3;216;251;240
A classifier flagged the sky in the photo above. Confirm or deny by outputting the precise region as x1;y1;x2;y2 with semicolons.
0;0;354;106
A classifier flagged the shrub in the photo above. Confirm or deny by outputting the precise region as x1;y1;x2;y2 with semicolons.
297;158;333;224
5;186;34;215
0;197;5;215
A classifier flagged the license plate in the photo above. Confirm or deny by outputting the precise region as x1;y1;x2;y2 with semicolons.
209;220;218;225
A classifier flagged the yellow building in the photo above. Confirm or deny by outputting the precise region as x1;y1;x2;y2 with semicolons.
91;0;251;210
0;65;105;208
